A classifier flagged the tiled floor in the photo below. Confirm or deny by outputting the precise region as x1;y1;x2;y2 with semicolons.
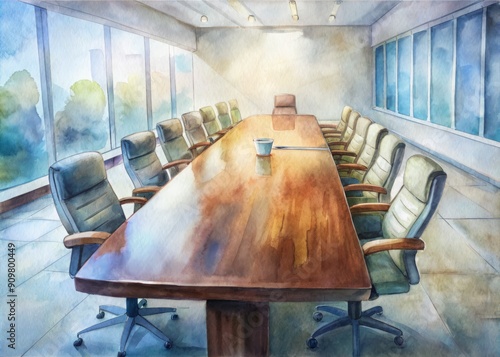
0;144;498;357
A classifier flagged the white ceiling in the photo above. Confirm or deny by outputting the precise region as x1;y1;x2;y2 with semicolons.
138;0;404;28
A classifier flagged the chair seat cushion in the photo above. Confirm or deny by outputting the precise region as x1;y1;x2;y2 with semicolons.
361;238;410;296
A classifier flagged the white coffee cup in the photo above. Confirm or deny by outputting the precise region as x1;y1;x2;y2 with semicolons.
253;138;274;156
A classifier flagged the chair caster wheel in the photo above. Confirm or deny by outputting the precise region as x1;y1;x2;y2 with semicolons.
171;313;179;320
306;337;318;349
394;335;404;346
313;311;323;322
164;341;173;349
73;338;83;347
117;351;126;357
96;311;105;319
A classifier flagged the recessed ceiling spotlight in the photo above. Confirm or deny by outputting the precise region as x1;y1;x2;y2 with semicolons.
289;0;299;21
248;15;256;22
200;15;208;23
328;14;336;22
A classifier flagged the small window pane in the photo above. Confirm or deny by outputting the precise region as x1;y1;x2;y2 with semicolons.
0;1;48;190
174;48;194;116
455;10;482;136
430;21;453;127
413;30;428;120
111;28;147;145
150;39;172;126
49;12;110;159
485;4;500;142
386;41;397;111
397;36;411;116
375;45;385;108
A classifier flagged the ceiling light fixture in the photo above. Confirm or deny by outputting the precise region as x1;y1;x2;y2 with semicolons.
248;15;256;22
200;15;208;23
329;0;342;23
289;0;299;21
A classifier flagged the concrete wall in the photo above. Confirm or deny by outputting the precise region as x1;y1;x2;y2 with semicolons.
194;26;373;121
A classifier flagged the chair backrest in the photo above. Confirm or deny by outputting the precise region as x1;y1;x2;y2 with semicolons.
215;102;233;129
181;111;208;146
345;116;372;157
156;118;193;178
362;134;406;202
350;123;388;182
49;151;126;277
335;105;353;134
383;155;447;283
229;99;242;124
199;106;221;136
273;94;297;114
121;131;169;189
340;110;361;144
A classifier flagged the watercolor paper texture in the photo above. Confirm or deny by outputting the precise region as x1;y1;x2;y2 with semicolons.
0;1;499;357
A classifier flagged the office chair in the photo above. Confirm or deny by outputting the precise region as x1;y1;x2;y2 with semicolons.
272;93;297;114
49;151;178;357
324;110;361;148
215;101;233;130
343;134;405;205
307;154;447;357
199;105;228;141
156;118;197;178
337;123;387;179
121;130;191;201
330;116;373;164
319;105;352;134
181;111;215;153
228;98;243;124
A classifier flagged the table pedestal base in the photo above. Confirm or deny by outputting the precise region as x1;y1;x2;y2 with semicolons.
206;300;270;357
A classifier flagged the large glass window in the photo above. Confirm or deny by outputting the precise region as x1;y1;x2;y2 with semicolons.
430;21;454;128
48;12;110;159
174;48;194;116
375;45;385;108
485;4;500;142
111;28;147;144
0;1;48;190
397;36;411;116
413;30;428;120
150;39;172;126
385;41;397;111
455;10;482;136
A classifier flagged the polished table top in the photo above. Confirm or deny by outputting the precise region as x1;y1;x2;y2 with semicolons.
75;114;371;303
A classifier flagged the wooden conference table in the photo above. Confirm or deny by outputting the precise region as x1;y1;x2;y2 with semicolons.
75;114;371;356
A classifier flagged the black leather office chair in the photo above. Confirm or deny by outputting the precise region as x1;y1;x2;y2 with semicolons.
121;130;190;200
49;151;178;357
307;155;447;356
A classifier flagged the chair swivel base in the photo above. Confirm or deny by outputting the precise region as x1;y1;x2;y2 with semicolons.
306;301;404;357
73;297;178;357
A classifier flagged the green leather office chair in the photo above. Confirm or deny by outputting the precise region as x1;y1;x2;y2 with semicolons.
49;151;178;357
215;101;233;130
330;116;373;164
199;105;228;141
337;123;388;179
121;131;190;201
343;134;405;206
325;110;361;148
307;154;447;357
228;98;242;124
156;118;203;178
319;105;352;134
272;93;297;114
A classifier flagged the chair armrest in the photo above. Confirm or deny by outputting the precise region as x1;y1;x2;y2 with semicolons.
330;150;357;157
350;203;391;214
319;123;338;129
119;196;149;206
162;159;192;170
363;238;425;256
189;142;212;150
323;132;342;138
344;184;387;194
337;163;367;171
63;231;111;248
